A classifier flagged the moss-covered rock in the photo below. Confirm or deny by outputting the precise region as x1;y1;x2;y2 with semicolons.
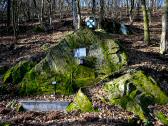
155;111;168;125
19;29;127;95
2;60;36;84
66;89;95;112
101;19;132;35
103;70;168;121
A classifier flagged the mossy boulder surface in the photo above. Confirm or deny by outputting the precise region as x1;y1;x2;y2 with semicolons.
155;111;168;125
66;89;95;112
103;70;168;121
19;29;127;95
3;60;36;84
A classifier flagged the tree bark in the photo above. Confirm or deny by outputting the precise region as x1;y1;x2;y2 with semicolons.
40;0;44;26
76;0;81;29
141;0;150;44
92;0;96;16
99;0;104;29
59;0;64;19
72;0;78;29
48;0;52;26
12;0;17;41
126;0;129;16
7;0;11;27
129;0;135;24
160;0;168;54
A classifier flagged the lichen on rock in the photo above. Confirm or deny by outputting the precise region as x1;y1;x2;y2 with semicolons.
66;89;95;112
19;29;127;95
103;70;168;121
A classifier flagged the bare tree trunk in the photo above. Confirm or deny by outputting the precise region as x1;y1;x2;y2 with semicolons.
148;0;152;24
7;0;11;27
27;0;31;21
141;0;150;44
59;0;64;19
40;0;44;26
160;0;168;54
136;0;141;21
77;0;81;29
12;0;17;42
33;0;37;8
126;0;129;16
99;0;104;29
129;0;135;24
48;0;52;26
72;0;78;29
92;0;96;16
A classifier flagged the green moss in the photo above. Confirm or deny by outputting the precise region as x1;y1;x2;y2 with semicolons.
3;60;36;84
132;71;168;104
100;39;127;75
2;68;13;84
16;104;25;112
0;123;11;126
104;70;168;121
66;89;95;112
65;29;100;49
155;111;168;125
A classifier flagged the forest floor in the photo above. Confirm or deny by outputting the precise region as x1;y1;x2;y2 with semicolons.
0;13;168;126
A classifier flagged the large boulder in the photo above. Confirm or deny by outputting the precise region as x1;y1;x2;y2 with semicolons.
103;70;168;121
19;29;127;95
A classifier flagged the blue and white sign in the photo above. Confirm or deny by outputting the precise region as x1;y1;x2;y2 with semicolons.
85;17;96;29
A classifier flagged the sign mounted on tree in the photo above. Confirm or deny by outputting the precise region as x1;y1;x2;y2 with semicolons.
85;17;96;29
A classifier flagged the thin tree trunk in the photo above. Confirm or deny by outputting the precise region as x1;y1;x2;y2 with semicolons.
33;0;37;8
27;0;31;21
92;0;96;16
12;0;17;41
148;0;152;24
136;0;141;21
59;0;64;19
72;0;78;29
48;0;52;26
129;0;135;24
160;0;168;54
77;0;81;29
126;0;129;16
40;0;44;26
141;0;150;44
7;0;11;27
99;0;104;29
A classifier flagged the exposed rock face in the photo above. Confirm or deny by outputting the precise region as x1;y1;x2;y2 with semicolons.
18;29;127;95
103;70;168;121
66;89;95;112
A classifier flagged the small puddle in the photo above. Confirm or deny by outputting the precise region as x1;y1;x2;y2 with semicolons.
19;100;69;112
